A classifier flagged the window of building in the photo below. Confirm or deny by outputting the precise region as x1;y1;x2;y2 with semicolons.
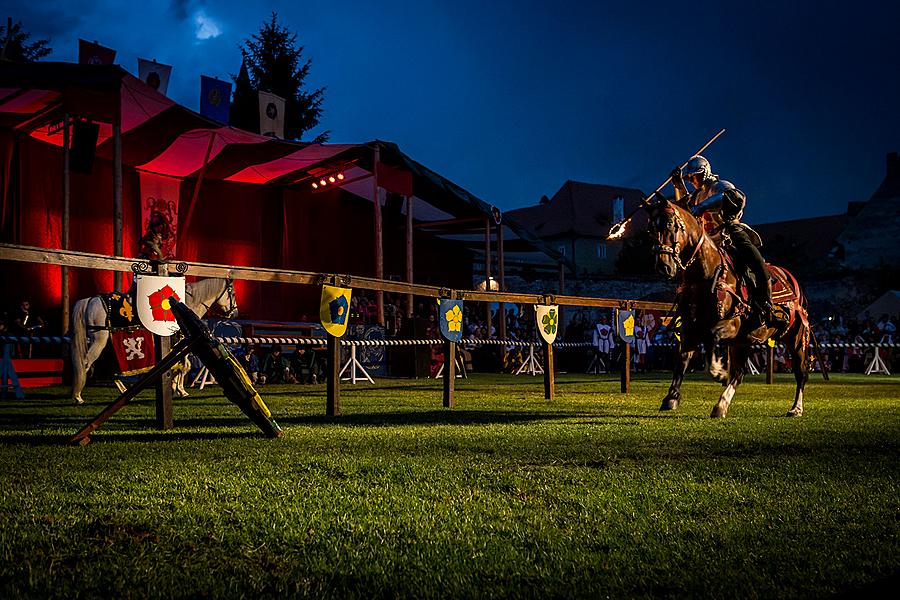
597;242;607;259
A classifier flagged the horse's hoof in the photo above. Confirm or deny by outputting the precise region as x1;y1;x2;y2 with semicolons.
710;404;728;418
74;398;84;405
659;398;679;411
786;409;803;417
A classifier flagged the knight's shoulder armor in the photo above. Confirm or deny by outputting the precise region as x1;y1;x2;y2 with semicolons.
710;179;735;194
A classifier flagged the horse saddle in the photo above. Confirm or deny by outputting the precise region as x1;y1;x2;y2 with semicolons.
102;291;140;331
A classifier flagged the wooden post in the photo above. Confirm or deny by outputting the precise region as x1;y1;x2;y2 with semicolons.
621;342;631;393
557;261;566;340
484;216;492;334
543;340;555;400
442;340;456;408
326;334;341;416
766;345;774;384
405;194;414;318
154;262;174;429
373;145;385;326
61;113;71;333
112;120;123;291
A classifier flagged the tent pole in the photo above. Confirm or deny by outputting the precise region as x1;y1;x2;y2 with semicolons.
179;132;217;249
405;194;413;318
484;216;492;336
558;261;566;339
61;114;71;333
112;120;123;291
496;219;506;343
373;145;384;326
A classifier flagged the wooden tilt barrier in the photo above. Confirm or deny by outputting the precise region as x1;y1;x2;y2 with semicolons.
1;243;673;419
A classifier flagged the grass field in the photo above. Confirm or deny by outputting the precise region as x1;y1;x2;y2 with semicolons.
1;372;898;598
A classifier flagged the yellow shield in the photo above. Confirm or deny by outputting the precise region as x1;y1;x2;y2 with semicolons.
320;285;352;337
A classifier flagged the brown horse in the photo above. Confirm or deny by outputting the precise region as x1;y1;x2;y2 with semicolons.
646;195;811;417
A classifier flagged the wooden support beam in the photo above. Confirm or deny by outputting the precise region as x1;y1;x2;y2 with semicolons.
413;216;486;229
373;146;384;326
326;334;341;416
497;221;506;344
621;342;631;393
543;340;555;400
112;120;123;291
442;340;456;408
154;262;174;429
61;113;70;333
405;195;414;318
179;132;217;248
484;216;492;335
767;345;774;384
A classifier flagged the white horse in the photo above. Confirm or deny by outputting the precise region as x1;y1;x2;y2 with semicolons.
70;278;237;404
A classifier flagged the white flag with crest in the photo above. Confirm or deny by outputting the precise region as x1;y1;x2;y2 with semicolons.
136;275;186;336
258;91;285;138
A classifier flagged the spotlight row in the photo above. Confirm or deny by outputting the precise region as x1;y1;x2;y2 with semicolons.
311;172;345;189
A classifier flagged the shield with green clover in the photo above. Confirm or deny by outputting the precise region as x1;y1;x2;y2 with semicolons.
320;285;352;337
534;304;559;344
439;299;464;342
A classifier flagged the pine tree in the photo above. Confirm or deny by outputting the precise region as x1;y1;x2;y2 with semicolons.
231;13;328;142
0;19;51;62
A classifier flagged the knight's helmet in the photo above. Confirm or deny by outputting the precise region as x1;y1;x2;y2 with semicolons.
682;155;712;184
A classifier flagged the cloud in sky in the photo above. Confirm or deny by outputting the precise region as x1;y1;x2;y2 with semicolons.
193;10;222;40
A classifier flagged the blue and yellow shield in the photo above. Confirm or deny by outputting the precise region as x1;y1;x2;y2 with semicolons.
616;309;635;344
320;285;352;337
439;299;464;342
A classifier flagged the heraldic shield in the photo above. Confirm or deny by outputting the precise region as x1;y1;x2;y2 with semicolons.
320;285;352;337
616;309;635;344
439;299;464;342
535;304;559;344
135;274;186;336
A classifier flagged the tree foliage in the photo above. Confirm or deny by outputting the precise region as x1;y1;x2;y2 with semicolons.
231;13;327;142
0;20;51;62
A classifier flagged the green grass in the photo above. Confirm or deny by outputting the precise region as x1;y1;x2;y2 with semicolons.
1;373;898;598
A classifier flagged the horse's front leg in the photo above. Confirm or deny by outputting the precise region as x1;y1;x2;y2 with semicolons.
661;343;697;411
711;345;748;418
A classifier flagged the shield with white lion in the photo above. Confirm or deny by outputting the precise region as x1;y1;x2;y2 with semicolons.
136;275;186;336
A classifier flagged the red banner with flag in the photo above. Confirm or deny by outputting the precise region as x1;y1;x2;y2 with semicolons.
110;330;155;376
78;39;116;65
138;172;180;259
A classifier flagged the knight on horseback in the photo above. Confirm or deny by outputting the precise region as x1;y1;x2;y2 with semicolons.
670;155;787;331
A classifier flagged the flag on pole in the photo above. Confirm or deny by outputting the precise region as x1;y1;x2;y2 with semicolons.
78;39;116;65
138;172;180;259
200;76;232;123
258;90;285;138
138;58;172;95
320;285;352;338
439;300;464;343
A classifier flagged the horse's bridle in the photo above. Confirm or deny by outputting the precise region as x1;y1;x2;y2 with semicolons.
189;279;237;318
652;208;706;273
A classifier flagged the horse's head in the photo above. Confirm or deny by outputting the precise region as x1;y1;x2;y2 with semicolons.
645;193;697;279
216;279;239;318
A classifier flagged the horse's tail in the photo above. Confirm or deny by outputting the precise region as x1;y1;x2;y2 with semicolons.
790;272;829;382
71;298;89;397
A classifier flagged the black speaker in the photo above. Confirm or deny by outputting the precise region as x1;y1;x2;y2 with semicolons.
70;120;99;174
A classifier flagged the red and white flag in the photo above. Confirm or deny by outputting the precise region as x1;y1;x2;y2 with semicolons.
138;58;172;95
258;91;285;138
78;39;116;65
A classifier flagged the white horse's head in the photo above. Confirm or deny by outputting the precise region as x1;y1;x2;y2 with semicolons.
186;278;238;319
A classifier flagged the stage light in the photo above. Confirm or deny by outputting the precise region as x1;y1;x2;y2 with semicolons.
337;172;345;180
328;176;336;183
320;179;327;186
311;182;318;189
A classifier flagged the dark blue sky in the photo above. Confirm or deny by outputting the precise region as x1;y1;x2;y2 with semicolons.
5;0;899;223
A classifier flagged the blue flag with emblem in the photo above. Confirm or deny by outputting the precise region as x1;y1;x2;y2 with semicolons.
200;75;232;124
439;299;464;342
320;285;352;338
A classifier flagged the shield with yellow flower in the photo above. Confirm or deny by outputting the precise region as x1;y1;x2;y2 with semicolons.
320;285;353;337
439;299;464;342
135;275;186;336
534;304;559;344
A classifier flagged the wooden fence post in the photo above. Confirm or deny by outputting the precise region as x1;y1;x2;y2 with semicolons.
443;340;456;408
766;345;774;384
154;261;174;430
543;340;555;400
327;334;341;416
621;342;631;393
